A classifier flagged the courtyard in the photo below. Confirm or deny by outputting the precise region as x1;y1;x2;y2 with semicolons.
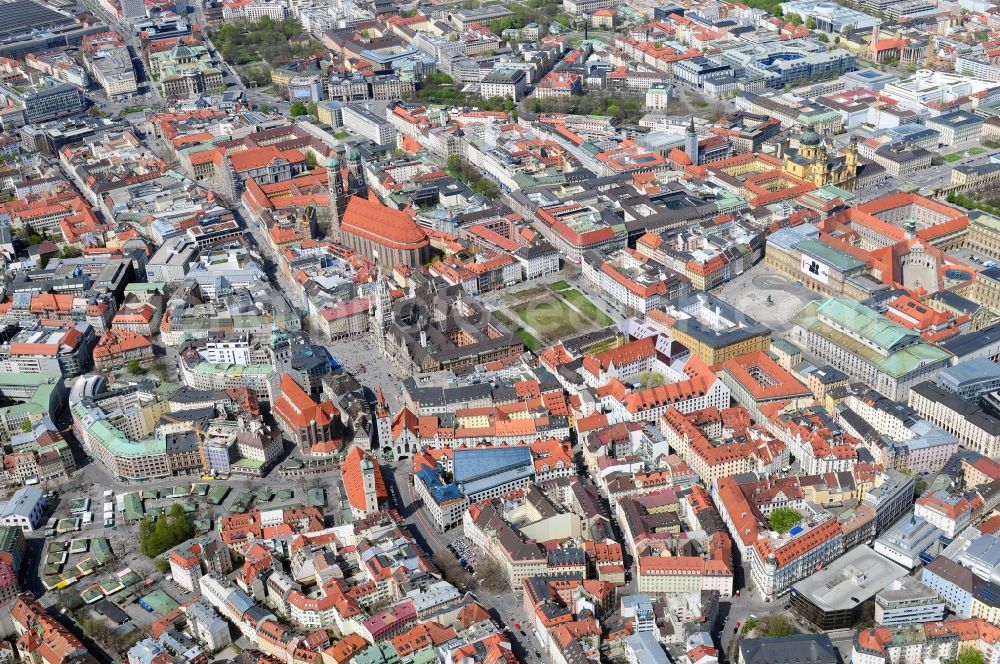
503;283;614;346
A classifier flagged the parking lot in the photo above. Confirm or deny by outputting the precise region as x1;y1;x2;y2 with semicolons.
950;247;998;273
448;536;480;571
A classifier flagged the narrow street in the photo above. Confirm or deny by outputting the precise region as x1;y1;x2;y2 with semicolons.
384;461;545;664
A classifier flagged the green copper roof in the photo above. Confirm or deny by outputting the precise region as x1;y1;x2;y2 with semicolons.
815;298;915;350
972;211;1000;232
794;299;951;378
793;239;865;273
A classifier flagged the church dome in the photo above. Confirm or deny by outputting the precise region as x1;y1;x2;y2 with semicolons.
799;130;821;146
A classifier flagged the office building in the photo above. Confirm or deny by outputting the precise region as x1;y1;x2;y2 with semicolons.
873;512;944;569
874;576;948;626
342;104;396;147
0;78;83;127
481;68;528;101
790;546;908;630
0;486;46;531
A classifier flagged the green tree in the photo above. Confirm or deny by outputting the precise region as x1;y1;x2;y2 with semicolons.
138;504;195;557
154;558;170;573
290;101;307;117
805;17;816;28
307;101;318;117
760;615;796;637
20;420;31;433
817;33;829;42
957;648;985;664
76;613;112;646
473;179;500;199
638;372;665;388
61;246;83;258
127;360;143;375
786;12;802;25
447;155;462;178
768;507;801;534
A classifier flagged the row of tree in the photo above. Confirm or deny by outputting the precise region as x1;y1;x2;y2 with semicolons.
447;155;501;199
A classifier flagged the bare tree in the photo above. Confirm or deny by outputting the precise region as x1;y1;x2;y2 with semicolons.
478;559;509;594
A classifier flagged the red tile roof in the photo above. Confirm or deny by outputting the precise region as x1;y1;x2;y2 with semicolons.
342;447;387;511
341;196;429;250
272;374;339;429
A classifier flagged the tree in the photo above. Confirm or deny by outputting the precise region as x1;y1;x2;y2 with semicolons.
127;360;143;375
307;101;318;117
20;419;31;433
61;246;83;258
76;612;112;645
290;101;307;117
478;558;509;593
432;551;468;591
305;151;317;169
138;503;195;557
768;507;801;534
817;33;829;42
805;17;816;29
447;155;462;178
786;12;802;25
154;558;170;573
473;179;500;199
56;589;84;611
957;647;985;664
760;615;796;637
638;372;665;388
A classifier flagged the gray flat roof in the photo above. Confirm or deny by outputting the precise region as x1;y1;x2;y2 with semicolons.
792;545;907;611
937;358;1000;390
875;512;943;558
941;320;1000;358
0;0;74;39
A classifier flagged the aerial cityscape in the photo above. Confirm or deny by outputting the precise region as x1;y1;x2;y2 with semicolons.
0;0;999;662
